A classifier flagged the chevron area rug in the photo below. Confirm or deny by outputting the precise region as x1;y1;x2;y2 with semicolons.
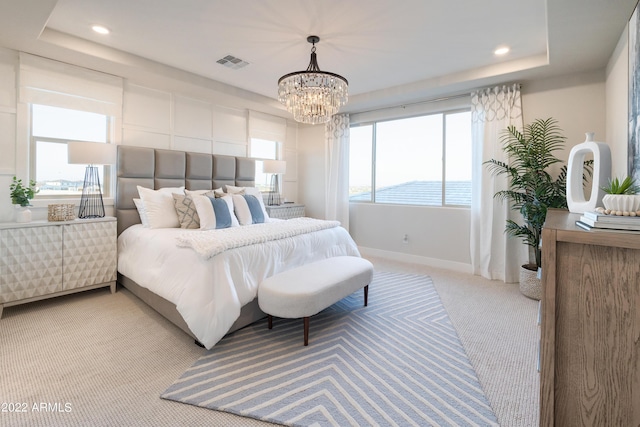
161;272;498;426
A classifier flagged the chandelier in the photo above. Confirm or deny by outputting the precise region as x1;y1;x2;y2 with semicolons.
278;36;348;125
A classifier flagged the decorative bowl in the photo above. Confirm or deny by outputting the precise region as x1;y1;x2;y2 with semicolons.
602;194;640;213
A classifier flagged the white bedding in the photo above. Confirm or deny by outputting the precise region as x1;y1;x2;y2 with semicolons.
117;223;360;349
176;217;341;259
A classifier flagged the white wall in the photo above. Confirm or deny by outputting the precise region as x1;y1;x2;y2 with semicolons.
522;70;607;163
297;124;325;216
0;47;18;222
0;47;298;222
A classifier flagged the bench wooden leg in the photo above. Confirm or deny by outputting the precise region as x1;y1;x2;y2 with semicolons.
364;285;369;307
303;317;310;346
268;315;273;329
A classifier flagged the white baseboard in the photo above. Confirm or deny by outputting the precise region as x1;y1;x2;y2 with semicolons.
358;246;473;274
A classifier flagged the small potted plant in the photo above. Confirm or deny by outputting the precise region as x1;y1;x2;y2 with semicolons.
10;176;38;223
600;176;640;214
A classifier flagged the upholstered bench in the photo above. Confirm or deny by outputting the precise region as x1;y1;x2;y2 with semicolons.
258;256;374;346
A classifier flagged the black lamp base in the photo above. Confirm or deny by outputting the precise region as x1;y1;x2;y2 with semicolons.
78;165;105;219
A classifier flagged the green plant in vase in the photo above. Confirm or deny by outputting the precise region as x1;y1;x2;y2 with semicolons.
10;176;39;206
600;176;640;214
601;176;640;195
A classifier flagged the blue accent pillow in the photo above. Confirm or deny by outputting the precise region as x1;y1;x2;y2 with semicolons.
209;197;232;229
244;195;265;224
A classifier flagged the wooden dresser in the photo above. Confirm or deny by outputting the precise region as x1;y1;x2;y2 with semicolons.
540;209;640;426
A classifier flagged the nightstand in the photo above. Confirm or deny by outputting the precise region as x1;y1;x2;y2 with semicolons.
266;204;305;220
0;217;117;318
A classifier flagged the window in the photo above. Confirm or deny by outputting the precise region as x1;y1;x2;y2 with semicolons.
349;110;471;206
250;138;278;192
30;104;112;197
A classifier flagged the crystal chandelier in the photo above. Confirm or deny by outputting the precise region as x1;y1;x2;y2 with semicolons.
278;36;348;125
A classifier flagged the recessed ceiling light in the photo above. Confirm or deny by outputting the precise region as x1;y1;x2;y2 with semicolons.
494;46;510;56
92;25;110;35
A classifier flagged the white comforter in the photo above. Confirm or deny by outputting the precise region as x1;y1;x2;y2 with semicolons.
117;222;360;349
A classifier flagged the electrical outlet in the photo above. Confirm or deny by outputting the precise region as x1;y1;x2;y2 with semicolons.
402;234;409;244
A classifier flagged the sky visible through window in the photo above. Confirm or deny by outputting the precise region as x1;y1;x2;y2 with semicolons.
32;104;108;196
349;111;472;206
251;138;278;192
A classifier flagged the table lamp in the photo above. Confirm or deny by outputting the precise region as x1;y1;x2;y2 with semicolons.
67;141;116;218
262;160;286;206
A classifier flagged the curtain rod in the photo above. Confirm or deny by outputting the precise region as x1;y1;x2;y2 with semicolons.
350;82;521;116
349;92;471;116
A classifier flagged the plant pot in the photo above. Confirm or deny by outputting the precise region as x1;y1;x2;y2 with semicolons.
519;264;541;300
602;194;640;213
15;205;32;223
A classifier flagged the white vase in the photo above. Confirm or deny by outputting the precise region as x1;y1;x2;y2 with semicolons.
602;194;640;213
566;132;611;213
15;205;32;223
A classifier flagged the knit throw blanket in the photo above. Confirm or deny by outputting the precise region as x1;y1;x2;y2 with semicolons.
176;217;341;259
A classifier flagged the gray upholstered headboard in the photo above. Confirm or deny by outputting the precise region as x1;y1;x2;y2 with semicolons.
115;145;256;235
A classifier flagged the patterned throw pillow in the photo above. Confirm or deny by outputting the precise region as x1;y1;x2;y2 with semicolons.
172;194;200;229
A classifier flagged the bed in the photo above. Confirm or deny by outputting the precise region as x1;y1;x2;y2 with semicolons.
115;145;360;349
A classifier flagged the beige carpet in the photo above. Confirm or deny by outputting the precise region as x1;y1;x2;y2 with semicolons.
0;258;539;426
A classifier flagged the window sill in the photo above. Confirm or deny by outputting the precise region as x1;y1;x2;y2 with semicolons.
29;197;115;209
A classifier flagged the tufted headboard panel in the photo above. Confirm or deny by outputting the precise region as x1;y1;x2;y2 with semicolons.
115;145;255;235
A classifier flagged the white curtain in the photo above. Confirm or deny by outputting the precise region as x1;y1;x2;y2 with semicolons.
470;84;526;283
325;114;350;230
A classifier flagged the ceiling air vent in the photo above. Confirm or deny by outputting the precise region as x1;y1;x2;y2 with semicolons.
216;54;249;70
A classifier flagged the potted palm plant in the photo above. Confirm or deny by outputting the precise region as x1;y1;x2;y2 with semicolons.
485;118;591;300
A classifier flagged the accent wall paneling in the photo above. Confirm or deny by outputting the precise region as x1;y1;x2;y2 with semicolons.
0;49;16;176
0;112;16;174
283;148;299;203
174;95;212;140
121;128;172;150
0;48;17;108
172;135;213;154
123;83;172;132
212;105;249;146
211;141;247;157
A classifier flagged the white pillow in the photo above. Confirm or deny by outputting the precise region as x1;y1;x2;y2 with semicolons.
192;194;239;230
185;189;213;196
136;186;184;229
225;185;269;220
133;198;150;227
231;194;267;225
225;184;245;195
186;187;225;198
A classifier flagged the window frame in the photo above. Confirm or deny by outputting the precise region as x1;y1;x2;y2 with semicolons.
249;137;283;193
28;104;115;200
349;107;471;208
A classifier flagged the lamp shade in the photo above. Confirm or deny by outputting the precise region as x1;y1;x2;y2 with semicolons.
68;141;117;165
263;160;286;174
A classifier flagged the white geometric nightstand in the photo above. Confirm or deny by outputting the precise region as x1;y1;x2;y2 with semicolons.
0;216;117;318
265;204;305;220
